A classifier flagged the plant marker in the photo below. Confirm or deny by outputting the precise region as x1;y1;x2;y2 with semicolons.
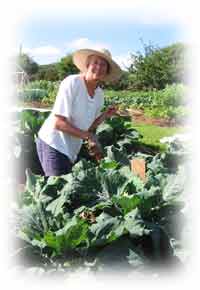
131;158;146;182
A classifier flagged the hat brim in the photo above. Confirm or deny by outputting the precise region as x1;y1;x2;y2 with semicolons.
72;49;122;82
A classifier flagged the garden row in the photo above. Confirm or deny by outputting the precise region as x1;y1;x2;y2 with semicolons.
17;80;188;121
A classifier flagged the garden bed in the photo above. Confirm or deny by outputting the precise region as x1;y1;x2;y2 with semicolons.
17;101;185;128
10;109;189;277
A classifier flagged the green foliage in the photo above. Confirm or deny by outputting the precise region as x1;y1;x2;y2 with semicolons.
128;42;186;90
96;116;141;149
12;110;51;182
103;42;186;91
104;83;188;120
17;88;47;102
143;84;188;119
152;84;187;107
10;107;189;274
11;108;183;184
15;53;39;76
18;109;50;135
105;83;186;108
18;79;188;121
18;42;186;92
104;89;152;108
11;42;189;274
103;71;136;91
131;123;183;151
13;138;188;272
18;80;60;104
32;63;60;81
56;54;79;80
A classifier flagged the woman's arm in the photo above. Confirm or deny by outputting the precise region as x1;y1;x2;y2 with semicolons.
88;106;118;132
88;111;107;132
54;114;92;140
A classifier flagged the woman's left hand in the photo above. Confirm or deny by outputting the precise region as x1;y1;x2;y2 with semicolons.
104;105;118;118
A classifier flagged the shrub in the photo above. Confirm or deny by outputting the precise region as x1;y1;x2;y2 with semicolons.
18;80;60;103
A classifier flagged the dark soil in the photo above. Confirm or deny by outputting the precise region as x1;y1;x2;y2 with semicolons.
130;112;177;127
18;101;52;109
18;102;183;127
125;108;183;127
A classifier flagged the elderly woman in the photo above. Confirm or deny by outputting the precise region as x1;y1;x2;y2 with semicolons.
36;48;122;176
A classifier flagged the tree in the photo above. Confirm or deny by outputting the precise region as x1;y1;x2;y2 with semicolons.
103;71;137;91
16;53;39;77
32;63;60;81
56;54;79;80
128;42;186;90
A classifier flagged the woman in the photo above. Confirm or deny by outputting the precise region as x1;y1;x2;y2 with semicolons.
36;48;122;176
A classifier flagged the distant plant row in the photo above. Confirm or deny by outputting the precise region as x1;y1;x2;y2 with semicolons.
17;80;188;121
105;83;188;120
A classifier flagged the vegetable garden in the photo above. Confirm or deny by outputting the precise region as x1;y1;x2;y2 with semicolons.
11;40;191;278
17;81;188;124
9;103;190;278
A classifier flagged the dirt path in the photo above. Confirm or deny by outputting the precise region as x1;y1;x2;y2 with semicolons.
120;108;180;127
18;102;181;127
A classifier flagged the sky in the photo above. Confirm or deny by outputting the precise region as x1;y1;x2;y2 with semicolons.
15;4;187;70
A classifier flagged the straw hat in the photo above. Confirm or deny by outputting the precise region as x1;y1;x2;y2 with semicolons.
72;48;122;82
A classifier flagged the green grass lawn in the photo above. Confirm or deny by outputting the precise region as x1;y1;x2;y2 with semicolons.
131;123;185;151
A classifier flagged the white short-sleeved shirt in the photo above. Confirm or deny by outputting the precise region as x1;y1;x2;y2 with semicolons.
38;74;104;163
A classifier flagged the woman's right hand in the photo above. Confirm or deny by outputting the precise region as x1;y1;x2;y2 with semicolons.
83;131;96;143
87;132;98;145
86;133;104;161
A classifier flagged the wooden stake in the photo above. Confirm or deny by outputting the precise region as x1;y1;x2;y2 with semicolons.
131;158;146;182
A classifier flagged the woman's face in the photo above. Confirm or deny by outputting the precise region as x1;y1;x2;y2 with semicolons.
86;55;109;81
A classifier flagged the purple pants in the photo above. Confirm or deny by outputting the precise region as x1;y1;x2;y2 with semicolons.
36;137;73;176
